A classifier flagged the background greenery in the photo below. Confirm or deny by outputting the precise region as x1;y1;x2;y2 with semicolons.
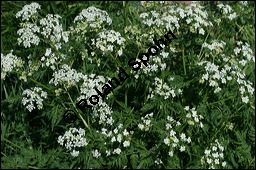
1;1;255;169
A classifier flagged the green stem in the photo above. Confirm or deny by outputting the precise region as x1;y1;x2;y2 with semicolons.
131;139;149;153
178;77;197;89
210;122;225;142
64;86;91;133
29;78;53;92
182;44;186;75
207;95;236;106
125;90;128;107
198;27;212;61
12;70;53;92
1;137;22;149
153;124;168;136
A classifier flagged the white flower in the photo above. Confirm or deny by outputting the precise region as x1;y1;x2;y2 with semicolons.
117;49;123;56
166;123;172;130
206;158;212;164
22;87;47;112
70;150;79;157
187;137;191;143
168;151;174;157
1;51;24;80
239;59;247;66
202;73;209;80
209;80;218;87
92;149;101;158
155;158;163;165
95;30;125;55
144;119;151;126
49;64;84;88
199;28;205;35
16;3;41;21
113;128;118;134
113;148;121;154
57;128;88;152
212;146;217;151
106;150;111;156
123;129;129;136
40;14;65;47
164;138;170;145
214;159;220;164
176;121;181;126
228;12;237;20
173;137;179;143
214;87;222;93
123;141;130;147
138;124;144;130
170;130;176;137
167;116;174;122
117;134;122;143
218;145;224;151
212;152;219;158
184;106;190;111
180;133;186;141
234;47;241;55
74;6;112;27
111;136;116;142
139;12;148;18
204;150;211;155
242;96;249;103
17;23;40;48
179;146;185;152
222;161;226;167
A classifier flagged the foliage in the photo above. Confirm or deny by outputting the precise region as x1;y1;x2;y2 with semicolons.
1;1;255;169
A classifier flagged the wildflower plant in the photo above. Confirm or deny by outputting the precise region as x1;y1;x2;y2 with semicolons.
1;1;255;169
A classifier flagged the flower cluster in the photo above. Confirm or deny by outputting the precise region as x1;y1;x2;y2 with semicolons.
40;14;68;49
198;40;255;104
139;9;180;32
239;1;248;6
164;116;192;156
139;1;213;35
78;74;109;99
4;2;254;169
49;64;84;88
1;51;24;80
184;106;204;128
40;48;66;70
15;3;42;48
217;4;237;20
17;23;40;48
22;87;47;112
148;77;182;100
201;139;227;169
74;6;112;29
92;149;101;158
140;1;168;8
198;60;231;93
202;40;226;54
27;55;40;77
138;112;154;131
75;73;114;125
131;49;177;79
101;124;133;156
234;41;255;65
93;30;126;56
92;100;114;125
15;2;41;21
16;2;69;49
57;127;88;157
